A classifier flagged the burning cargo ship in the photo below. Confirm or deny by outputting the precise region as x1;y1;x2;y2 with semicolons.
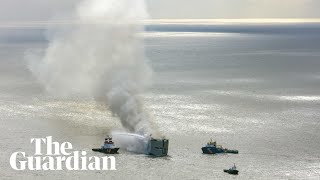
111;132;169;157
146;138;169;157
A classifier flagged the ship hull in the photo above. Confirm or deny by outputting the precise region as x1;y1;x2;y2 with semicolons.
92;148;119;154
202;147;224;154
202;147;238;154
224;169;239;175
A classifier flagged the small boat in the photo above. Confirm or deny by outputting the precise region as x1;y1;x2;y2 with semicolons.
224;164;239;175
202;139;238;154
92;137;119;154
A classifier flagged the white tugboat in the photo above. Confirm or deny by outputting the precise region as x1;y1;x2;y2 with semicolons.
92;137;119;154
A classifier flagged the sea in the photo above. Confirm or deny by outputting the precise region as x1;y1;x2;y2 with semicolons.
0;19;320;179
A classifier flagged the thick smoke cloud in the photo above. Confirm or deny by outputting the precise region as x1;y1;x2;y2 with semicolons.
27;0;159;137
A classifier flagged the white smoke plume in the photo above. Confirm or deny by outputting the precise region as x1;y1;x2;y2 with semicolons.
27;0;160;137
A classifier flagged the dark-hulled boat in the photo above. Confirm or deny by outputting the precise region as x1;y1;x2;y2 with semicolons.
224;164;239;175
202;139;238;154
92;137;119;154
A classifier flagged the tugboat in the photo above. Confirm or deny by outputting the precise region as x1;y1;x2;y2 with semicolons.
92;137;119;154
224;164;239;175
202;139;238;154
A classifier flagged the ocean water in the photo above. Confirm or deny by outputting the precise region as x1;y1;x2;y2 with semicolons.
1;21;320;179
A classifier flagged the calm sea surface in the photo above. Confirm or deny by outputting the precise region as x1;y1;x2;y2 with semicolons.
0;22;320;179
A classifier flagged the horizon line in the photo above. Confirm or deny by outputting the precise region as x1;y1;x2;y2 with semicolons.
1;18;320;28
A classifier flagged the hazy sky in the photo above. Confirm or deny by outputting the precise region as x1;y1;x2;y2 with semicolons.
0;0;319;22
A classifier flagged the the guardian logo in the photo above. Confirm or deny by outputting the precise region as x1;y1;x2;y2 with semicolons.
10;136;116;170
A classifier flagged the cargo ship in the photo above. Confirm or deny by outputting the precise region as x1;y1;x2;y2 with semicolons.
110;132;169;156
147;137;169;157
202;139;238;154
92;137;119;154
